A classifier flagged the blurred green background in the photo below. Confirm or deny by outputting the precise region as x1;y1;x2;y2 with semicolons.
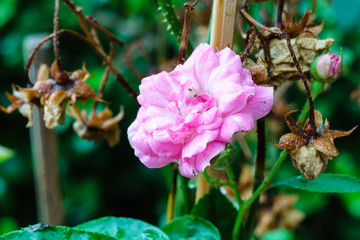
0;0;359;239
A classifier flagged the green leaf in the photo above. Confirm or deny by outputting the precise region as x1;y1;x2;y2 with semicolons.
273;173;360;193
162;215;220;240
0;145;15;164
0;224;116;240
191;189;237;240
75;216;169;240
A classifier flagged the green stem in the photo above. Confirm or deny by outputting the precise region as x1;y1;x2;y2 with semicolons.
232;149;287;240
226;167;244;206
157;0;194;55
231;80;325;239
201;170;232;188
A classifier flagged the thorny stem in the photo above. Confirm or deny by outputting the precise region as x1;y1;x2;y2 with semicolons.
244;118;266;239
276;0;285;29
166;164;178;223
283;34;316;136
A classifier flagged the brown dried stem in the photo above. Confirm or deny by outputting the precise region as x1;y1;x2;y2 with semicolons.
240;8;316;135
276;0;285;29
60;0;138;99
53;0;62;70
240;27;257;62
178;1;199;64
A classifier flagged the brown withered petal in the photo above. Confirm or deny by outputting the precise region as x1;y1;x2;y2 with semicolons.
275;109;356;180
254;37;335;87
291;144;330;180
283;0;317;38
273;133;308;154
255;194;305;237
68;104;124;147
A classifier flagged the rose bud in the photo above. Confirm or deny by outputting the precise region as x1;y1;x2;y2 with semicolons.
311;53;342;83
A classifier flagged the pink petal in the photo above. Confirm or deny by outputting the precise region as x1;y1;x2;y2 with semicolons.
218;110;254;142
182;129;219;159
138;71;180;108
178;141;226;177
242;85;274;120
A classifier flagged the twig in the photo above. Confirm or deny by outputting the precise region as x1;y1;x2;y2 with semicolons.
283;34;315;135
60;0;138;99
276;0;285;29
53;0;62;70
240;8;316;135
157;0;194;55
240;27;256;62
178;1;200;64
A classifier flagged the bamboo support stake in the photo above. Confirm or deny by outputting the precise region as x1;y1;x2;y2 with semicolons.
23;34;63;225
196;0;238;201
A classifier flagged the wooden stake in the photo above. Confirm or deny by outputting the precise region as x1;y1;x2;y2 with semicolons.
23;34;63;225
196;0;238;201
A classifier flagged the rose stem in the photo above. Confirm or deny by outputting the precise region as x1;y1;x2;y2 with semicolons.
178;0;199;64
240;8;317;135
196;0;238;202
166;164;178;223
244;118;266;239
283;34;316;135
276;0;284;29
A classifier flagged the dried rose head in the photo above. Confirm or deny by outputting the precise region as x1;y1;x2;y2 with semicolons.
68;104;124;147
274;110;356;180
255;194;305;237
0;62;100;129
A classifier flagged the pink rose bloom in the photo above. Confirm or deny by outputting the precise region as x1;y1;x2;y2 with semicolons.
128;43;273;178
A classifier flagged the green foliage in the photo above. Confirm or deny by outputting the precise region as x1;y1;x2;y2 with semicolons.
273;174;360;193
210;144;236;170
0;224;117;240
191;188;237;240
0;145;15;164
75;216;169;240
162;215;220;240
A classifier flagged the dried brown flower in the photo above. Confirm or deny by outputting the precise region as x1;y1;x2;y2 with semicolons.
274;110;356;179
255;194;305;237
254;37;335;87
0;62;100;129
67;104;124;147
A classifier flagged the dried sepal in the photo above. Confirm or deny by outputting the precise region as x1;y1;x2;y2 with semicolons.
274;109;356;180
282;0;318;38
